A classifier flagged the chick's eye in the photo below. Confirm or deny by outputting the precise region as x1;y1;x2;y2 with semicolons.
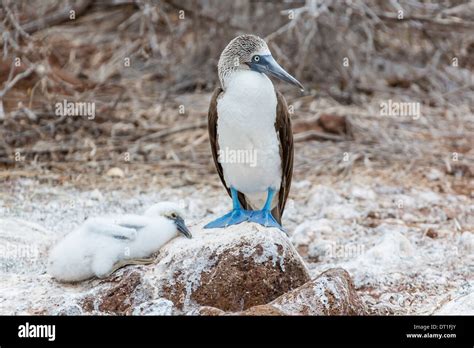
170;213;177;218
253;55;260;62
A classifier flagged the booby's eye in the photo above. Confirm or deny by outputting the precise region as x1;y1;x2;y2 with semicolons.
252;55;260;62
170;212;178;219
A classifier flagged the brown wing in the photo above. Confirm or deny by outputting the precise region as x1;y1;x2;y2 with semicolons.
271;90;294;224
208;87;249;209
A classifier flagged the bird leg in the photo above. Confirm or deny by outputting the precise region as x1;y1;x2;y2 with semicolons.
248;188;284;231
204;187;252;229
107;257;155;276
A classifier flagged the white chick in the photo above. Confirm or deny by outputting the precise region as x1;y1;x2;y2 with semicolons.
48;202;191;282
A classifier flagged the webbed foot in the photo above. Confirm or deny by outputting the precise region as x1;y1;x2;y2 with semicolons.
204;209;252;229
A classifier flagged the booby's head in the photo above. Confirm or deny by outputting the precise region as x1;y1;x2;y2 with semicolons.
144;202;192;239
218;34;304;91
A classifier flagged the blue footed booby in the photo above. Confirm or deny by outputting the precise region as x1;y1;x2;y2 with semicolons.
205;34;303;231
48;202;191;282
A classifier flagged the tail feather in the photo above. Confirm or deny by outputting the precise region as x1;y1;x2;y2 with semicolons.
271;206;282;225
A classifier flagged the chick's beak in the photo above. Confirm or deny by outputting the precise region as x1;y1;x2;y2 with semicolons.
174;216;192;239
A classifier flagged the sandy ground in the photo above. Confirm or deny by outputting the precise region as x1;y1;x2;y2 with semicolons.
1;165;472;315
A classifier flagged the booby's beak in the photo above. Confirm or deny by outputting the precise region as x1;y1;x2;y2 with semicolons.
249;55;304;91
174;216;192;239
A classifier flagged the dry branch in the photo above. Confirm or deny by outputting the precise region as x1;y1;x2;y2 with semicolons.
21;0;92;34
137;121;207;142
0;0;472;179
0;64;36;98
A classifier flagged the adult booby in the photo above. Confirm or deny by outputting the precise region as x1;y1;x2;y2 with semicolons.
205;34;303;230
48;202;191;282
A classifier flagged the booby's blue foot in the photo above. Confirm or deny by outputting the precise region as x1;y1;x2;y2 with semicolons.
249;210;283;230
204;187;252;229
204;209;252;229
247;188;285;232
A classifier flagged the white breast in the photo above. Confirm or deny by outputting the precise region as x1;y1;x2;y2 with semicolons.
217;70;281;209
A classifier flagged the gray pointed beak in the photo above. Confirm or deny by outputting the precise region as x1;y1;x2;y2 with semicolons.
249;55;304;91
174;216;192;239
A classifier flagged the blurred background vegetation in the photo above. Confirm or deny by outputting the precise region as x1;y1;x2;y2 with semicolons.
0;0;472;187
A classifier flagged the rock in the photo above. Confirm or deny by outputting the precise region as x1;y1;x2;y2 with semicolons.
197;306;226;316
132;298;177;315
416;190;441;206
307;185;343;211
199;303;285;316
292;180;312;189
323;204;362;220
389;194;417;209
424;227;438;239
1;221;310;314
317;114;348;135
351;186;377;200
446;163;474;178
307;240;334;261
292;119;324;134
235;304;286;316
435;292;474;315
82;271;153;315
238;268;366;315
459;232;474;254
106;167;124;178
154;223;310;312
89;189;103;201
403;212;420;222
0;219;77;314
291;218;333;247
348;224;417;276
111;122;135;137
306;186;363;220
425;168;443;181
0;218;53;275
365;226;415;262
